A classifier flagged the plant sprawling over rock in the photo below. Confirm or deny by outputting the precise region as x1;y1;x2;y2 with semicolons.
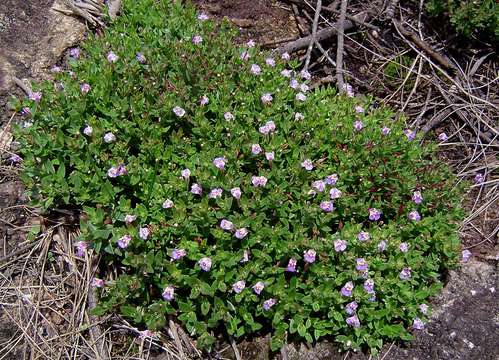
12;0;464;353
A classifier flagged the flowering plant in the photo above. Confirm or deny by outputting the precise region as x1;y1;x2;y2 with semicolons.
12;0;464;353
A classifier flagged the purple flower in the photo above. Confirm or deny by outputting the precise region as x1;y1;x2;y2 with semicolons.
173;106;186;117
303;249;316;263
209;188;223;199
138;330;157;339
320;201;334;212
220;219;234;231
263;298;277;311
474;173;484;184
334;239;347;252
103;132;116;143
139;227;150;240
80;83;91;94
91;278;105;288
251;144;262;155
356;258;368;271
329;187;342;199
252;176;268;187
75;241;88;257
9;154;22;163
117;234;132;249
107;164;127;178
325;174;338;185
197;13;209;20
295;92;307;101
368;208;381;221
378;240;387;252
246;39;255;48
200;95;209;105
438;133;448;141
265;57;275;67
412;317;424;330
83;125;93;136
265;152;275;161
363;279;375;293
259;120;276;135
404;129;416;140
300;69;311;80
289;79;299;89
462;249;472;262
192;35;202;44
250;64;261;75
295;112;304;121
399;242;409;253
240;51;250;61
252;281;265;295
355;105;364;113
312;180;326;192
29;91;42;103
233;280;246;294
21;107;31;116
240;250;249;263
51;66;62;73
136;52;146;64
357;231;370;242
162;286;175;301
281;69;292;77
107;51;119;63
198;257;212;271
419;304;429;314
162;199;174;209
235;228;249;239
261;93;273;105
70;48;80;58
412;191;423;204
341;281;354;297
399;267;412;280
346;315;360;328
231;187;242;200
354;120;364;131
342;83;354;97
345;301;358;315
301;159;313;171
381;126;391;136
300;83;309;92
181;168;191;179
224;112;234;121
124;214;136;224
281;52;290;60
408;210;421;222
171;248;187;260
285;258;297;272
213;156;226;170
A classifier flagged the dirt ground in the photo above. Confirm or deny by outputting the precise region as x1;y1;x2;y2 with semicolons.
0;0;497;359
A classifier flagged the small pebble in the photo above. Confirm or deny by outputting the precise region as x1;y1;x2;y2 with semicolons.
449;331;456;338
470;290;477;296
489;287;495;293
463;338;475;349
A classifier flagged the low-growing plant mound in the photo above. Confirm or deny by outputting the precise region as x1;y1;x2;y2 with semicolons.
11;0;464;353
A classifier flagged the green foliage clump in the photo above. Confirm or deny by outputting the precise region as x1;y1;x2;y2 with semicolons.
12;0;464;353
426;0;498;41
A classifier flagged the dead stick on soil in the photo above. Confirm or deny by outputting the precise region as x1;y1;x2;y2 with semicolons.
392;19;457;72
230;336;242;360
107;0;121;19
335;0;348;92
303;0;322;71
276;11;366;54
11;77;32;96
168;319;186;359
